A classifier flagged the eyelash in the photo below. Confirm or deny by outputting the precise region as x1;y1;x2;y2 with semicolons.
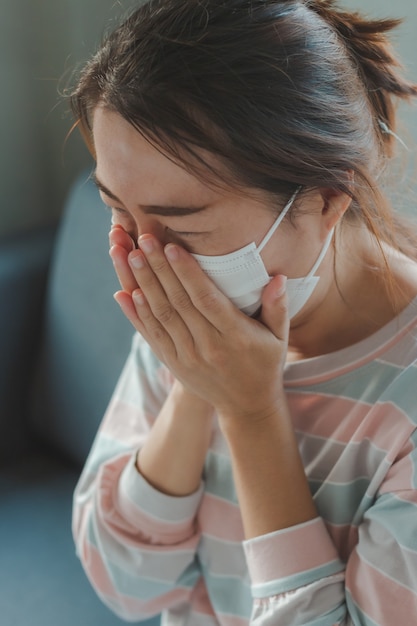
110;206;128;215
167;228;197;238
107;206;199;239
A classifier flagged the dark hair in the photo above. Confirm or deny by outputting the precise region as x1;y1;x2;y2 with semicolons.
71;0;417;260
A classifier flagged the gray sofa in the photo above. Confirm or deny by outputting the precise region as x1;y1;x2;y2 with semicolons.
0;170;160;626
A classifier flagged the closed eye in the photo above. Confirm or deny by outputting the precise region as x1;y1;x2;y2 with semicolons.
168;230;198;237
110;206;129;215
165;226;210;240
100;200;127;215
165;228;211;254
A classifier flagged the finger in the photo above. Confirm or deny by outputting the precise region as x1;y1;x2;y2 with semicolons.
109;225;136;252
259;275;289;343
110;244;139;294
113;290;144;330
135;235;217;338
164;243;241;333
114;288;176;356
129;240;199;346
114;288;174;353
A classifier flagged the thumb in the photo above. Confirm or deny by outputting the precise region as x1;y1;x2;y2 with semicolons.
259;275;289;342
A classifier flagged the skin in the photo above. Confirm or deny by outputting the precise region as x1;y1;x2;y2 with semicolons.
92;105;417;539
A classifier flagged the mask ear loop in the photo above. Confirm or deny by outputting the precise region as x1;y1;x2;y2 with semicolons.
257;186;302;253
258;183;334;280
304;227;335;279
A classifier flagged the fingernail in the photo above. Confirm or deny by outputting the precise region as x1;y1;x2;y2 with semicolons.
165;244;179;261
133;289;146;306
139;237;154;254
130;252;145;269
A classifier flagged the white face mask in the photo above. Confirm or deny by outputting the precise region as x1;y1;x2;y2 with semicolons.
192;188;334;318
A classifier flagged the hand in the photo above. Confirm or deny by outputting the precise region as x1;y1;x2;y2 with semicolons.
109;226;289;422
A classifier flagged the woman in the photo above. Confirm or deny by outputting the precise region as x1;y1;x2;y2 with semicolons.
71;0;417;624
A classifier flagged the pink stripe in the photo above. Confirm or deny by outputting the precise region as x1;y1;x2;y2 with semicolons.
391;490;417;506
290;395;413;451
289;395;372;442
98;455;200;546
99;397;152;444
285;310;417;385
355;403;414;459
199;494;245;542
82;542;119;598
244;517;340;584
116;490;197;543
346;550;417;623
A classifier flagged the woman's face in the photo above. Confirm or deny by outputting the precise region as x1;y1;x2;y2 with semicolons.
92;106;327;281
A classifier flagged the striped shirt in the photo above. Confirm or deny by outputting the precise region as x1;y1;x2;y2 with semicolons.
73;297;417;625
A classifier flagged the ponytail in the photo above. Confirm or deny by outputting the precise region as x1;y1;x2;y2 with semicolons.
305;0;417;155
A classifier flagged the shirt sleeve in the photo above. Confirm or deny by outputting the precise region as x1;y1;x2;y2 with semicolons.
72;333;203;622
243;518;346;625
243;429;417;626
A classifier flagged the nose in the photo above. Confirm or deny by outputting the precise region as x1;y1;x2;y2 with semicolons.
136;216;166;242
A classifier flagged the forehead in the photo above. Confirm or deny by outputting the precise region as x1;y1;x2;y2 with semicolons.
92;106;222;204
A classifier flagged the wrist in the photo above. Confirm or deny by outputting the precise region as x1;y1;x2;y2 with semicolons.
136;379;214;497
217;393;289;436
171;379;215;422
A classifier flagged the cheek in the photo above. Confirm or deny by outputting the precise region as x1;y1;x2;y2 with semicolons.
263;233;317;279
261;236;294;277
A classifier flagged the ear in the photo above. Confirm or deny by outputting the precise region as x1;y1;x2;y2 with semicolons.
319;186;352;233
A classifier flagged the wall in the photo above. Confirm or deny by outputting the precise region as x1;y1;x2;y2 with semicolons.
0;0;138;238
0;0;416;238
344;0;417;161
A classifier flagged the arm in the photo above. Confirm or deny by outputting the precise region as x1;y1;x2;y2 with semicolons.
111;229;317;534
242;441;417;626
73;224;217;621
137;380;213;497
109;224;215;498
110;229;417;625
243;369;417;626
221;399;317;539
73;334;211;621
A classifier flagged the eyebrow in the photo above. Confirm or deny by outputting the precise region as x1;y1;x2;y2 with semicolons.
92;171;209;217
